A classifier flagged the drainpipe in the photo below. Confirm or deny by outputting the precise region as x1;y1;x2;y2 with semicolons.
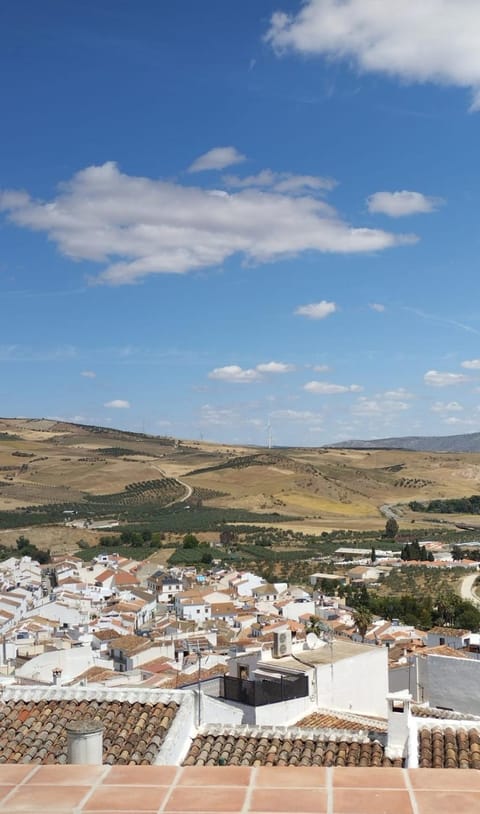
66;719;104;765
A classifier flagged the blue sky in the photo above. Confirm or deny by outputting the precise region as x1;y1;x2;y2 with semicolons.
2;0;480;445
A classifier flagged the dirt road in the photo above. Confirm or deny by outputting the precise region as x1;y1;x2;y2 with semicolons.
460;572;480;606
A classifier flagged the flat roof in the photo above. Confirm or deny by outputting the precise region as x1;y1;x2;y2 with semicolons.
262;638;373;670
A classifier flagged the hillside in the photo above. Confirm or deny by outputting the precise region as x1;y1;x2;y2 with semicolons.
327;431;480;453
1;418;480;540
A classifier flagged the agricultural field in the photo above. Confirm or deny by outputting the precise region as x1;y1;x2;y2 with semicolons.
2;417;480;536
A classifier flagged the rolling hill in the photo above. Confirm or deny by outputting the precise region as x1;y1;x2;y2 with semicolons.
1;418;480;541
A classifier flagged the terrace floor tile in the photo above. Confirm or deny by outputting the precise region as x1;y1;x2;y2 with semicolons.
165;785;247;812
0;766;35;785
255;766;327;787
250;787;327;813
414;790;480;814
103;766;177;786
333;766;408;788
179;766;251;786
84;784;168;811
30;765;106;785
409;768;480;790
3;784;88;811
332;787;413;814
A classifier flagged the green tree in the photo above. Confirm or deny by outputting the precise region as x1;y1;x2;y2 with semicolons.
385;517;399;539
183;533;200;549
353;606;373;642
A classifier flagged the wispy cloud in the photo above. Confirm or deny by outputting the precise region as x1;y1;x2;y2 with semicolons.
424;370;469;387
461;359;480;369
188;146;247;173
104;399;131;409
0;344;78;362
208;360;296;383
208;365;261;384
295;300;337;320
256;361;295;373
304;381;362;394
405;307;480;336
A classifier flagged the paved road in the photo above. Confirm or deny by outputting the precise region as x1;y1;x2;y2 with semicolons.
150;464;193;505
460;572;480;606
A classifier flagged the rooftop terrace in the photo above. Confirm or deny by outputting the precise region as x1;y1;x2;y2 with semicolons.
0;764;479;812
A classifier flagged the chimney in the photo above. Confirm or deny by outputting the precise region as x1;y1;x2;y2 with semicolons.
66;719;104;765
52;668;62;686
385;691;412;763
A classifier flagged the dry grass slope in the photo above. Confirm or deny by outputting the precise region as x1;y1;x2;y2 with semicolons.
1;418;480;533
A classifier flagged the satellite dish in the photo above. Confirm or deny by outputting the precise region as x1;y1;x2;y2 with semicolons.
306;632;320;650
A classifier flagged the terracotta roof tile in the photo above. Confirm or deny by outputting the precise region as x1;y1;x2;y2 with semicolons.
418;727;480;769
183;732;402;768
0;698;179;765
295;712;387;733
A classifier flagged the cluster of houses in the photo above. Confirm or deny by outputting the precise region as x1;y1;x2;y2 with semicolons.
0;546;476;724
0;546;478;776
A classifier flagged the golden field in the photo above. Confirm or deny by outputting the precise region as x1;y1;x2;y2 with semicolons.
0;417;480;535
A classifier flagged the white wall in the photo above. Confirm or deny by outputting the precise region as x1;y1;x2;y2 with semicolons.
315;647;388;718
281;601;315;622
417;653;480;714
211;693;315;726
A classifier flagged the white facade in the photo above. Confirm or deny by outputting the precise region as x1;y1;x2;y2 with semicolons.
416;652;480;714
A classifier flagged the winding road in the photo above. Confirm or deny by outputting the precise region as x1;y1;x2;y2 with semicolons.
460;572;480;607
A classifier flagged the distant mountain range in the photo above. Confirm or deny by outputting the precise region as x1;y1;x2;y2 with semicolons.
327;431;480;453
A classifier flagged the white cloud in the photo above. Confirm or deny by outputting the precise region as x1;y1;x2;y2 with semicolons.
424;370;469;387
104;399;130;409
208;365;261;384
367;191;443;217
0;161;415;285
256;361;295;373
352;396;410;416
383;388;413;399
295;300;337;320
188;146;246;172
369;303;385;312
312;364;330;372
461;359;480;369
431;401;464;413
224;169;336;194
265;0;480;111
304;381;362;394
81;370;96;378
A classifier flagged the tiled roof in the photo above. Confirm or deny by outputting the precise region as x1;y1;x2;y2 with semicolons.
418;645;475;659
91;628;120;641
0;698;178;764
412;705;480;721
428;627;470;636
295;711;388;733
183;730;402;767
419;727;480;769
109;634;153;655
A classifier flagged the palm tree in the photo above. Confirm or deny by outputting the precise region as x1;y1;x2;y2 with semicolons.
353;606;373;642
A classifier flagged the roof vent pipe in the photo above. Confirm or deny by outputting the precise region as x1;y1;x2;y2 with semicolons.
66;719;104;765
52;668;62;686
